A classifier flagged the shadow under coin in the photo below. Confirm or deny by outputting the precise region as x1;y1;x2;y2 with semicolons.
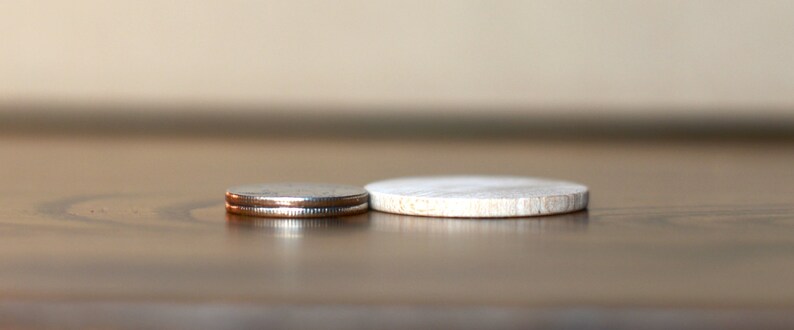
370;210;589;235
225;212;370;238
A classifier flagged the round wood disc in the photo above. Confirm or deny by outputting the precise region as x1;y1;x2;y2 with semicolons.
365;175;588;218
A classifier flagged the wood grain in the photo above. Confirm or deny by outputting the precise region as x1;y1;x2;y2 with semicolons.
1;135;794;329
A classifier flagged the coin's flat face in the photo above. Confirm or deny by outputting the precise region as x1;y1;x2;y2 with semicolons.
365;176;588;218
226;183;369;208
225;203;369;218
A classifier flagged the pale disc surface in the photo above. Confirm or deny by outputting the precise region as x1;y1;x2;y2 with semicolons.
365;176;588;218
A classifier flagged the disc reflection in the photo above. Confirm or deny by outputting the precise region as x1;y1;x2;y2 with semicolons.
225;212;370;238
370;210;588;234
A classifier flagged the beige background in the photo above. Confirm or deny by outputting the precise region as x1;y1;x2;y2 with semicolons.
2;0;794;118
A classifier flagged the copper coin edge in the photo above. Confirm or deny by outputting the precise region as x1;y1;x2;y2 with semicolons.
225;203;369;218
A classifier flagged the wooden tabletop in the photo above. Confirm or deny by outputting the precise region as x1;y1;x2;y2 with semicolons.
2;135;794;329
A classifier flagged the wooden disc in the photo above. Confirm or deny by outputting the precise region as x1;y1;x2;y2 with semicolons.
365;176;588;218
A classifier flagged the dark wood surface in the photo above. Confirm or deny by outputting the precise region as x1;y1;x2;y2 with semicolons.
2;135;794;329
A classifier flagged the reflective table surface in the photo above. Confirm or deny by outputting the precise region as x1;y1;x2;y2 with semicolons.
2;135;794;329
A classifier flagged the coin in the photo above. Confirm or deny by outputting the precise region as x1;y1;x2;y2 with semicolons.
225;202;369;218
365;175;588;218
225;183;369;208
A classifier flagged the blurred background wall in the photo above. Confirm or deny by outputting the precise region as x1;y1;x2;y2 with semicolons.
1;0;793;135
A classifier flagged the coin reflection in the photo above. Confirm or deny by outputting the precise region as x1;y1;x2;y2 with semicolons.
225;212;370;237
370;210;588;234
